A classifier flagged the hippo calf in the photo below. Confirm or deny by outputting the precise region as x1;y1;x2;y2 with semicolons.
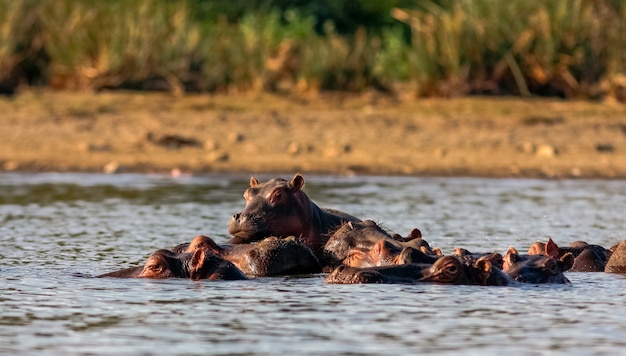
228;173;361;257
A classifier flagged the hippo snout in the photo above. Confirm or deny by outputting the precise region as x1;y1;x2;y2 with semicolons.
227;212;270;243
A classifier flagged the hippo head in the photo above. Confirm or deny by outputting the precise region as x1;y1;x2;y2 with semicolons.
502;246;574;284
419;256;476;285
228;174;312;244
135;246;247;280
323;220;394;268
343;239;401;268
419;255;512;286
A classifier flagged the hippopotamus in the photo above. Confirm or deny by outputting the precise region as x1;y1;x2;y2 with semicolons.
503;246;574;284
343;239;440;268
324;263;431;284
227;174;361;257
420;256;514;286
527;238;611;272
605;240;626;273
323;220;436;269
174;235;321;277
97;247;248;280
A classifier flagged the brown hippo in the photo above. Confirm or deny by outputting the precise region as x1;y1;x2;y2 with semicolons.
325;263;430;284
343;239;440;268
528;238;611;272
605;240;626;273
228;174;361;257
420;256;514;286
97;248;248;280
503;246;574;284
175;235;321;277
324;220;436;269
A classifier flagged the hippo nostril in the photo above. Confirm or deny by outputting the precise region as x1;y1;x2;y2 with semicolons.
232;213;241;220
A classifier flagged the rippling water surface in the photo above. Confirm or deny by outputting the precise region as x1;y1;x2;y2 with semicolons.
1;173;626;355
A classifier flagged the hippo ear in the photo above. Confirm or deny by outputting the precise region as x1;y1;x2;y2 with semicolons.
527;242;545;255
288;174;305;191
475;257;493;274
187;235;224;254
505;246;518;256
190;249;206;278
504;247;518;264
407;228;422;240
545;238;560;259
559;252;575;271
250;176;260;188
432;247;443;256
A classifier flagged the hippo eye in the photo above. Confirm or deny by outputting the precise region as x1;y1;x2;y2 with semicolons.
446;265;458;274
270;190;284;204
148;264;163;273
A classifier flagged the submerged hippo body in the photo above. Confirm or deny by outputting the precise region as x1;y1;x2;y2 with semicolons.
98;247;248;280
325;263;431;284
175;235;321;277
228;174;361;256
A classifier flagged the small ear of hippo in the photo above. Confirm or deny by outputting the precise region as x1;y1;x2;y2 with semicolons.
474;257;493;283
189;249;206;280
504;246;519;264
250;176;260;188
527;241;545;255
559;252;575;271
288;173;305;191
545;237;560;259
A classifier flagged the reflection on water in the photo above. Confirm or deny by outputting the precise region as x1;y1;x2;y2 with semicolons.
1;173;626;354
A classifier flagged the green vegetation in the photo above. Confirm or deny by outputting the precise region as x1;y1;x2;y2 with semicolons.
1;0;625;99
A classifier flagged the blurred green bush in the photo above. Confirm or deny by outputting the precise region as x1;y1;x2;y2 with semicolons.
0;0;624;100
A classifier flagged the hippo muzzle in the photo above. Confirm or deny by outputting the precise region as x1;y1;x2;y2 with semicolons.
227;212;271;243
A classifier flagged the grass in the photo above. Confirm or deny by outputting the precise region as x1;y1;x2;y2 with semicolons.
0;0;625;100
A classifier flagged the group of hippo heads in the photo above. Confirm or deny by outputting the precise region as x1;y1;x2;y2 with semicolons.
98;173;626;285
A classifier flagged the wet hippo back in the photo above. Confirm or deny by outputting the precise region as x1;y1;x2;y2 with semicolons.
227;173;360;256
223;236;322;277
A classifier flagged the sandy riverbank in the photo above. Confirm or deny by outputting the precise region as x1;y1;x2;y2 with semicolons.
1;90;625;179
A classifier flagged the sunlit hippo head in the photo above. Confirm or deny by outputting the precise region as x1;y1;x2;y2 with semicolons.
228;173;360;255
98;245;248;281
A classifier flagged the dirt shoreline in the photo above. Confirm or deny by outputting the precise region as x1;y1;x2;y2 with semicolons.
1;90;626;179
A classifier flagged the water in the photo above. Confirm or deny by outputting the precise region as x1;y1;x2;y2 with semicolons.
1;173;626;355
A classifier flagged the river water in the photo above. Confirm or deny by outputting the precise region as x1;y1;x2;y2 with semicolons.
1;173;626;355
